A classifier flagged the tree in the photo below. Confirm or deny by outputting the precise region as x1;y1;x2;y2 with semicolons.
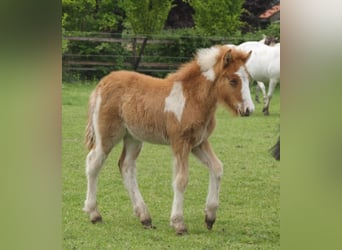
119;0;173;35
62;0;124;32
165;0;194;29
241;0;279;32
188;0;244;37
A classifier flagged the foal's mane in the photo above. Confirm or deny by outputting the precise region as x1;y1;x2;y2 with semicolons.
166;46;222;82
166;60;200;83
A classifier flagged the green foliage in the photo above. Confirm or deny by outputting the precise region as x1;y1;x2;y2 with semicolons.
140;29;229;76
241;21;280;44
262;22;280;39
62;83;280;249
119;0;173;35
63;37;131;82
62;0;280;82
188;0;245;37
62;0;123;32
62;13;69;53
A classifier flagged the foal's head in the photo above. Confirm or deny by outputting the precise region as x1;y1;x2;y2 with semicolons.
202;46;254;116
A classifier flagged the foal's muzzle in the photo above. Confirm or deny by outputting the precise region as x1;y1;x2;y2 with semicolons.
242;108;250;116
239;108;250;117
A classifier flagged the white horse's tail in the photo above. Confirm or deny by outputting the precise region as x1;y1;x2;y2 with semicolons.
85;89;98;151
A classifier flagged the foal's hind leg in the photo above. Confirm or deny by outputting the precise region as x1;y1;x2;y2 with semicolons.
84;133;124;223
83;98;125;223
192;140;223;230
83;146;108;223
118;135;152;228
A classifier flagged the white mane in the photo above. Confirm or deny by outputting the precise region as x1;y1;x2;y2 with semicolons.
196;47;220;72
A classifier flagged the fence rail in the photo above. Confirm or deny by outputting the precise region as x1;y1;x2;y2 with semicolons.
64;36;174;44
62;35;188;76
62;33;242;79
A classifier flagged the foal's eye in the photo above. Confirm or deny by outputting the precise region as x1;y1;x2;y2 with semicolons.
230;79;238;87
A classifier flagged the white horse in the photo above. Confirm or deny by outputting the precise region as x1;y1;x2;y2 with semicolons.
232;41;280;115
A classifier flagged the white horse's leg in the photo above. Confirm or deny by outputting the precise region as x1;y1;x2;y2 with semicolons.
254;81;261;103
192;140;223;230
257;81;267;106
118;136;152;228
170;144;190;235
263;78;279;115
83;146;107;223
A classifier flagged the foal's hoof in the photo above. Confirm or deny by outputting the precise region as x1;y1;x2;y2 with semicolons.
141;218;155;229
205;215;216;230
262;108;270;116
90;214;102;224
175;227;188;235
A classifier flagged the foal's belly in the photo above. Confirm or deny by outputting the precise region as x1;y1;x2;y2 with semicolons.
125;125;170;145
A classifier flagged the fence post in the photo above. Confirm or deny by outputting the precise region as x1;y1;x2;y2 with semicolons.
133;37;148;71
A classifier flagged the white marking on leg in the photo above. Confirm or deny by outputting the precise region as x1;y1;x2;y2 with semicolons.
84;93;106;217
164;81;186;122
121;138;150;223
170;154;189;233
206;170;221;219
191;141;223;225
197;47;219;81
236;66;255;113
171;187;184;223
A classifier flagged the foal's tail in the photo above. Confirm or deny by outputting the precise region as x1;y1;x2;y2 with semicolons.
85;89;98;151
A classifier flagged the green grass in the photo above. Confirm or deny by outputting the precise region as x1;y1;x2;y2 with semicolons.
63;82;280;249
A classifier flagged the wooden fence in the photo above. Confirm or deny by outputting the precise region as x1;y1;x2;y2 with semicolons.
62;33;239;79
62;35;188;75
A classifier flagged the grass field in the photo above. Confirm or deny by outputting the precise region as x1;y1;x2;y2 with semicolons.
62;82;280;249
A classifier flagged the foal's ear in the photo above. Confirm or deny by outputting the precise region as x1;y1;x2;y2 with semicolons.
223;49;232;68
244;50;252;63
242;50;252;63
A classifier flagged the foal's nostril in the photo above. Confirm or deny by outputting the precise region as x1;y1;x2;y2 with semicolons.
244;108;250;116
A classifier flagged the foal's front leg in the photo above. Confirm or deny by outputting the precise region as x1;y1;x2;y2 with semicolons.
192;140;223;230
170;145;190;235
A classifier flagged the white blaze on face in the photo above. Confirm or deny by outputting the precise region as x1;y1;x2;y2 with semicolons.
235;66;255;113
197;47;220;81
164;81;186;122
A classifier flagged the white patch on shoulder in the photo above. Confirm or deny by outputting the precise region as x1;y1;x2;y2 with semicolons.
164;81;186;122
236;66;255;113
197;47;219;81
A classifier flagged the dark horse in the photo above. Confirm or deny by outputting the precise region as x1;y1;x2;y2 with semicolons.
270;137;280;161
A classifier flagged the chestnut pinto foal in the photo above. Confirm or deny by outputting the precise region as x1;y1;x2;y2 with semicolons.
83;45;253;235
